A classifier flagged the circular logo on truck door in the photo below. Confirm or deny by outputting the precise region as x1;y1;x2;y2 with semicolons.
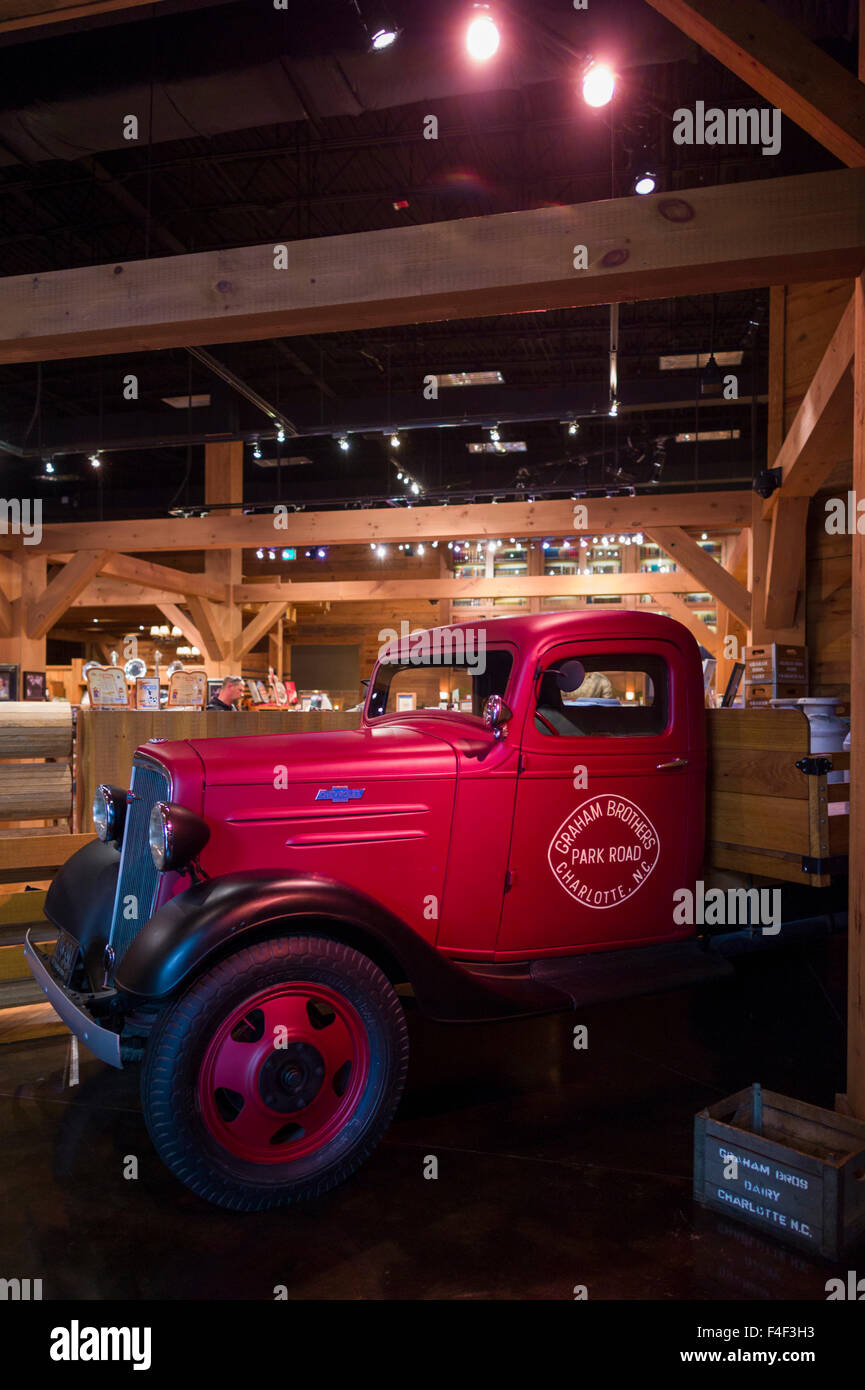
548;795;660;908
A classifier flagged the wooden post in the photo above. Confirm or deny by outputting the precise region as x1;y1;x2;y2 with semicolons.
204;441;243;676
848;271;865;1118
0;555;47;677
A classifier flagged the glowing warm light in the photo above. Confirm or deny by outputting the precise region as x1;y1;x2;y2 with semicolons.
582;62;615;107
466;8;499;61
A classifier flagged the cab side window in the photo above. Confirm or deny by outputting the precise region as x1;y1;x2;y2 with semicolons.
534;654;669;737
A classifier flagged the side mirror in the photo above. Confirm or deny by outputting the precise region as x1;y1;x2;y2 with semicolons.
483;693;513;739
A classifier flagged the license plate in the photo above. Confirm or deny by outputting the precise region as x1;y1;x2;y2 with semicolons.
51;930;79;983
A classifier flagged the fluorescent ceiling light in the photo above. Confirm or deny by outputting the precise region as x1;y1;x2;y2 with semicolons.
161;393;212;408
436;371;504;387
659;352;743;371
466;441;526;453
675;429;741;443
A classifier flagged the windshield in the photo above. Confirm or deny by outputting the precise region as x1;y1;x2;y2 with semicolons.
367;634;514;718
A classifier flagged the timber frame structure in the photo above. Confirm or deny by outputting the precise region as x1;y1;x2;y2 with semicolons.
0;0;862;1116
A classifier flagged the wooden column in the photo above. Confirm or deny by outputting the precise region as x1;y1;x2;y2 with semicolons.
204;441;243;676
847;278;865;1117
0;555;47;676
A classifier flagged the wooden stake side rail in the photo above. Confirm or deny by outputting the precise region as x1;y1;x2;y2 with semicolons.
706;709;850;887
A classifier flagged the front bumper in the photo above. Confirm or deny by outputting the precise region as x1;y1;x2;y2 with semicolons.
24;931;122;1069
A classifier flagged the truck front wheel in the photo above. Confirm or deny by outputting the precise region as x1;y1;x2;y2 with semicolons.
141;935;408;1210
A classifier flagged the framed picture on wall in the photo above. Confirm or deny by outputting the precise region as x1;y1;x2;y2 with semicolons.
23;671;46;701
0;665;19;701
396;692;416;711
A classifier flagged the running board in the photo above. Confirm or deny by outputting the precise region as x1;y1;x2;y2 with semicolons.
528;939;734;1009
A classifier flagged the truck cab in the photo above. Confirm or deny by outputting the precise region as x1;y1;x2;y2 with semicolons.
26;609;725;1210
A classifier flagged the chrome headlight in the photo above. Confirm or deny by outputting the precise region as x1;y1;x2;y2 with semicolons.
92;784;128;844
149;801;210;873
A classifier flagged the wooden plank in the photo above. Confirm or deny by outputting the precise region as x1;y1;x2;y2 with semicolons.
26;549;109;638
763;294;854;513
233;602;289;663
2;170;865;364
768;285;787;464
708;746;809;800
23;491;753;556
709;790;812;854
707;707;811;752
708;842;825;887
726;527;749;583
748;490;805;644
0;1002;67;1045
644;525;752;626
849;270;865;1117
764;495;809;629
644;0;865;166
0;0;168;35
0;764;71;819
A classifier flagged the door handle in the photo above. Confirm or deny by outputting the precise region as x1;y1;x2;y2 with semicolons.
656;757;688;771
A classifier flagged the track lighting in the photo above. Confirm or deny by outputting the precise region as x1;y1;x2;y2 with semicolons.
276;426;285;443
390;432;401;448
370;21;398;51
252;442;262;460
466;5;500;61
634;171;657;195
89;453;101;469
338;435;350;451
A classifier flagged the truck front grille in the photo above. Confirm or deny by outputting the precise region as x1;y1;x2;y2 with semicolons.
107;756;170;970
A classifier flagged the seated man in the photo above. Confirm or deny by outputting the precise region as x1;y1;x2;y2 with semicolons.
208;676;243;711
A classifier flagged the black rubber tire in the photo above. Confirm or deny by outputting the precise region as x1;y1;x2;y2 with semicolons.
141;935;408;1211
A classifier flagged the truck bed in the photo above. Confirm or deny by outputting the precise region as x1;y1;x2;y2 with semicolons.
706;708;849;888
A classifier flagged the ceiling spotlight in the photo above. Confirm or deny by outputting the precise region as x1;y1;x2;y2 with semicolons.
276;426;286;443
317;547;327;559
43;458;55;475
410;481;420;495
88;452;101;469
252;441;262;460
568;421;579;436
432;540;438;548
338;435;350;451
370;542;377;550
376;545;387;557
268;549;276;561
466;5;500;61
390;432;401;448
489;426;500;442
582;61;615;107
417;544;425;556
609;399;619;417
634;171;657;195
370;22;398;50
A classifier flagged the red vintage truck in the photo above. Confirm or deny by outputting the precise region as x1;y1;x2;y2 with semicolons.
24;609;849;1210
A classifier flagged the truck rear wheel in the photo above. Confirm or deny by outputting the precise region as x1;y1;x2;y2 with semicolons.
141;935;408;1211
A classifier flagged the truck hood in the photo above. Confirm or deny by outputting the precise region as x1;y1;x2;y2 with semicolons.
184;720;456;788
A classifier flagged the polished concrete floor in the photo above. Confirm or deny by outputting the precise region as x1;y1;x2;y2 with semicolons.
0;933;852;1301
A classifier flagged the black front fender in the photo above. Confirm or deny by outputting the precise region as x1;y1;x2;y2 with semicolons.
114;870;567;1023
44;839;120;988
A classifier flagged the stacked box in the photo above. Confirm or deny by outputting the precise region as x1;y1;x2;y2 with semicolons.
744;644;808;707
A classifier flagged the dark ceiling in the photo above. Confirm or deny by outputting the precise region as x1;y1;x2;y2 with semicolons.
0;0;857;521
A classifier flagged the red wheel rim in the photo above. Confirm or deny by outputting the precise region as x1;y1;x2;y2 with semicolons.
198;982;370;1164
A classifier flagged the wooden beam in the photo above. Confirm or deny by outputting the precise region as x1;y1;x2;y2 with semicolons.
644;0;865;166
185;596;225;664
763;293;854;515
233;602;288;664
101;553;228;602
155;603;205;656
24;491;754;556
642;526;752;627
726;527;749;583
231;572;710;603
0;0;169;35
848;270;865;1118
647;594;720;657
72;578;192;608
763;496;809;630
2;170;865;364
27;549;109;638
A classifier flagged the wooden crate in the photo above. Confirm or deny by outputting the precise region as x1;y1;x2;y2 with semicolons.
694;1086;865;1260
706;708;849;887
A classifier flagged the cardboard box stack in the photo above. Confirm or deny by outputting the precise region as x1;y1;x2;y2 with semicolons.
743;644;808;708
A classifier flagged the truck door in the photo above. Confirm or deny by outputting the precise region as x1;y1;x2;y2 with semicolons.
496;637;699;957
